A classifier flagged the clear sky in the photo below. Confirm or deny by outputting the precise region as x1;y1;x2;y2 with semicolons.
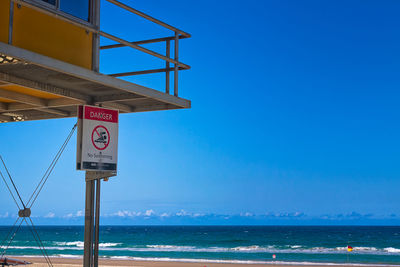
1;0;400;225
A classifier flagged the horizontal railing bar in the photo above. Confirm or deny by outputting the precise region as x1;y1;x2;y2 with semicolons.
12;0;97;33
108;67;186;77
100;31;190;69
106;0;191;38
10;2;190;70
100;35;187;50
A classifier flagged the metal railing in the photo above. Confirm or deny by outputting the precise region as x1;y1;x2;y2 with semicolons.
9;0;191;97
99;0;191;97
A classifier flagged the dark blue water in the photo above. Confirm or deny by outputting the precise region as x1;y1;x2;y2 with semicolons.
1;226;400;265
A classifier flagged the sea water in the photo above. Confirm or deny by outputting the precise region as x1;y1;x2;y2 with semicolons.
1;226;400;265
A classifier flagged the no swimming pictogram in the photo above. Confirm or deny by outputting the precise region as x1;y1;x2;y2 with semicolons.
91;125;110;150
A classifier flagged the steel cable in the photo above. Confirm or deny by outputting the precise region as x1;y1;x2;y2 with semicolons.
0;169;20;210
28;123;77;208
26;218;53;267
0;218;24;259
0;217;19;256
0;157;25;208
0;123;77;265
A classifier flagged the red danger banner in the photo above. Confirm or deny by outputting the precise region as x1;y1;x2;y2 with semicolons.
78;106;118;123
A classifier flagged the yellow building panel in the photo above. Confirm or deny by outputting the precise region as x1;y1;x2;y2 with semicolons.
12;4;93;69
0;0;10;43
0;85;62;99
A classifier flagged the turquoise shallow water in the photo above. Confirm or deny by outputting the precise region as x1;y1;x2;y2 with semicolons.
1;226;400;265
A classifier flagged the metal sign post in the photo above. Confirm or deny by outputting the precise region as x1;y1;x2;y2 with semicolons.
77;105;118;267
83;179;95;267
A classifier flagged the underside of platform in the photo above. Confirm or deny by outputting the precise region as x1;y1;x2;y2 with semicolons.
0;42;190;123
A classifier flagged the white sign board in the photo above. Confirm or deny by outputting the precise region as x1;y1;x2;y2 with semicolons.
77;105;119;171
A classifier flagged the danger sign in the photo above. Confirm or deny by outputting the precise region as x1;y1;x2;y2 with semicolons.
77;105;119;171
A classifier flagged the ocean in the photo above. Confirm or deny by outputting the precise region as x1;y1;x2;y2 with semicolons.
1;226;400;265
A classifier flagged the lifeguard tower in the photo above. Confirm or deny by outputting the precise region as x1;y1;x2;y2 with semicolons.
0;0;190;266
0;0;190;122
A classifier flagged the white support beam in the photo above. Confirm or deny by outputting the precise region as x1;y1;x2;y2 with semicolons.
0;90;74;117
35;108;70;117
7;98;83;112
13;113;59;122
132;104;176;113
0;72;91;103
0;88;47;106
48;98;85;107
5;103;70;116
6;103;38;111
100;102;133;113
93;93;146;103
117;97;148;103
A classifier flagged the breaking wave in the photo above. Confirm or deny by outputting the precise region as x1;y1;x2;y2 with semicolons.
54;241;121;248
5;244;400;255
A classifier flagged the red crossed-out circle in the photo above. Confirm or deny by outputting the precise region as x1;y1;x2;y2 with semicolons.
91;125;110;150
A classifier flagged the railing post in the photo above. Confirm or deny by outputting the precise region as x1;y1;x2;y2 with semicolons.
91;0;101;72
174;32;179;97
166;40;170;94
8;1;14;45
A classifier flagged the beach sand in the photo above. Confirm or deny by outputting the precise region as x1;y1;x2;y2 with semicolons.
15;257;389;267
15;257;270;266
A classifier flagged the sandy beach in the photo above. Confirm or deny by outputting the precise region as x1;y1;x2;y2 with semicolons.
13;257;272;266
12;257;393;267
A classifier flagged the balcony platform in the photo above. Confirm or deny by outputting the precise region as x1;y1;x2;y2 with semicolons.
0;42;190;123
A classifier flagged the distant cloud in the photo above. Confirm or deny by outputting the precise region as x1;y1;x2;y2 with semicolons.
145;209;155;216
44;212;55;218
319;212;376;220
3;209;398;225
160;212;170;218
264;212;305;218
115;210;130;217
110;210;139;217
176;210;189;216
76;210;84;217
64;210;84;218
101;210;309;221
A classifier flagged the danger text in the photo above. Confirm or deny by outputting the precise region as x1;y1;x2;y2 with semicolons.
89;111;113;121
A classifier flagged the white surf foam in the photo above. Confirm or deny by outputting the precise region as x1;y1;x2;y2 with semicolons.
106;257;400;266
54;241;121;248
384;247;400;253
7;244;400;256
146;245;196;250
55;254;82;259
231;245;262;251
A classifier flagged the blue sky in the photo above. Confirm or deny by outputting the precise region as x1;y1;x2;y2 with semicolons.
1;0;400;225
